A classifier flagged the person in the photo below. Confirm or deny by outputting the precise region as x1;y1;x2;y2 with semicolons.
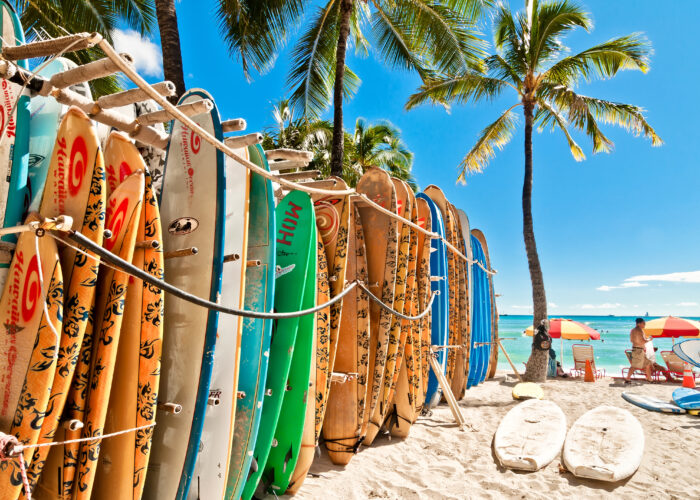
624;318;672;383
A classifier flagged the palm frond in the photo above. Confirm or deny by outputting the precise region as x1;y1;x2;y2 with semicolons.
535;100;585;160
484;54;523;90
458;104;520;181
492;2;527;75
544;33;651;85
405;73;508;110
351;0;370;57
529;0;591;68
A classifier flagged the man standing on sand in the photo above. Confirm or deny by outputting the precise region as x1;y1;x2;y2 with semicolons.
625;318;673;383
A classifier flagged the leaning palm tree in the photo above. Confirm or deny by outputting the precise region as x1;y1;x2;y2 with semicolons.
218;0;489;178
406;0;661;381
13;0;156;97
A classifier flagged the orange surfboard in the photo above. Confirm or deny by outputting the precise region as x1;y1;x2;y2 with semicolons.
414;198;432;411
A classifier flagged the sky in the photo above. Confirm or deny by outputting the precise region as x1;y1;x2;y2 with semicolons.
115;0;700;317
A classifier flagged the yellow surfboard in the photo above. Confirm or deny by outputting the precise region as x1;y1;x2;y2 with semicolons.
74;170;144;499
0;213;63;498
93;133;163;500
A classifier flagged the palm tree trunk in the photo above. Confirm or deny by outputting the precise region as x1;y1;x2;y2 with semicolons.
330;0;353;178
155;0;186;103
522;101;549;382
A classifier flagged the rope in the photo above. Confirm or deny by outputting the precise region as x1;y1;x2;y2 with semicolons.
357;282;436;321
53;230;357;319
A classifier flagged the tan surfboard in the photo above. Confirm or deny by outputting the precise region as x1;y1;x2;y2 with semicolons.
414;198;432;411
0;214;63;498
93;134;163;499
24;107;106;495
74;171;144;499
357;169;397;446
423;186;459;395
449;204;470;399
389;184;420;438
322;203;369;466
287;230;330;495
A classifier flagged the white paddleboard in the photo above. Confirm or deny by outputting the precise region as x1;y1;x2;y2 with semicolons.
563;405;644;482
673;339;700;369
494;399;566;471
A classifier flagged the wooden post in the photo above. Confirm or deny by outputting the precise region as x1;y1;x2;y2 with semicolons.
498;339;523;382
428;349;466;430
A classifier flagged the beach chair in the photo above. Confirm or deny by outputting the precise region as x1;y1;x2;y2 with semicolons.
660;350;699;382
621;349;663;381
569;344;606;379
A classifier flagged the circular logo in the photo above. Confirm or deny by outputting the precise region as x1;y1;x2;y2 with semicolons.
68;136;88;196
21;255;40;322
105;197;130;251
314;200;339;246
190;131;201;154
168;217;199;235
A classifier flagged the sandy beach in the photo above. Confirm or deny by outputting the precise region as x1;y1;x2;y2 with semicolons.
293;372;700;499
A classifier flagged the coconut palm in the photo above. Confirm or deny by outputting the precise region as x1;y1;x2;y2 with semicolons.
218;0;489;178
13;0;156;97
406;0;661;381
155;0;185;102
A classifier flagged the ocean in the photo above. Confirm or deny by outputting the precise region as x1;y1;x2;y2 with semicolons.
495;315;699;375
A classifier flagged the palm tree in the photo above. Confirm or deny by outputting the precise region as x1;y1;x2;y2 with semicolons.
13;0;156;97
406;0;661;381
155;0;186;102
218;0;489;178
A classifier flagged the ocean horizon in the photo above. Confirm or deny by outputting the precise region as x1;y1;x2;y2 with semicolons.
494;315;700;374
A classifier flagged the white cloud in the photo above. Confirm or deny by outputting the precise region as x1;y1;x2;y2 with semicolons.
580;303;623;310
625;271;700;284
597;281;647;292
112;29;163;77
679;302;698;307
548;302;558;308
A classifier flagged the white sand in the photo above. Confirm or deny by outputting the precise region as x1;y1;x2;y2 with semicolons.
290;372;700;499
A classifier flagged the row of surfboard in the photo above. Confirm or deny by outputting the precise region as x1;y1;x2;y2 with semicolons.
0;6;499;500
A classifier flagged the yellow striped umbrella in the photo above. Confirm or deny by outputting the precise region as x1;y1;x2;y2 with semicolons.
644;316;700;338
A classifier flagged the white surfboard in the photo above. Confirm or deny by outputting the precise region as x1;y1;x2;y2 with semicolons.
563;405;644;482
673;339;700;369
494;399;566;471
189;147;249;499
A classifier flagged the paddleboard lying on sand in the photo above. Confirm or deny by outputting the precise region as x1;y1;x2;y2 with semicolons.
673;339;700;369
512;382;544;401
672;387;700;410
563;405;644;482
0;213;63;497
225;144;276;500
494;399;566;471
621;392;686;414
146;88;225;500
416;193;447;408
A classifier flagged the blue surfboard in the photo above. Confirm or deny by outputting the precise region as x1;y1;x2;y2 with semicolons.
672;388;700;410
622;392;685;414
416;193;448;408
468;234;491;388
472;232;492;385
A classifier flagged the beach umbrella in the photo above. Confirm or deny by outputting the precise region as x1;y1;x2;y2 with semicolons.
644;316;700;339
525;318;601;368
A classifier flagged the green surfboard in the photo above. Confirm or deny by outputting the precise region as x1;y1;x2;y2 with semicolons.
242;190;316;500
263;219;317;494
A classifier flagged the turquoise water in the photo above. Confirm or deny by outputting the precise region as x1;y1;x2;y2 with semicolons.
495;315;700;375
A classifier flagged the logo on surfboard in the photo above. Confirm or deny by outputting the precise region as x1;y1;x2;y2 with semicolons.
168;217;199;235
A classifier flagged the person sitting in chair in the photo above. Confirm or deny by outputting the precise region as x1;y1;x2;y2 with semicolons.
625;318;672;383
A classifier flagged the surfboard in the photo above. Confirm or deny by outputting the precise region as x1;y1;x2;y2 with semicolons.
0;214;62;498
672;387;700;410
286;231;329;495
0;0;30;287
472;229;493;385
563;405;644;482
225;144;276;500
449;205;469;399
365;178;408;445
414;198;432;412
242;190;315;500
188;142;249;500
469;233;491;388
92;136;163;499
145;88;226;500
356;168;397;438
673;339;700;369
134;100;167;198
415;193;447;408
455;209;473;397
494;399;566;471
73;170;144;499
25;107;106;493
263;223;317;495
621;392;686;414
322;203;370;466
512;382;544;401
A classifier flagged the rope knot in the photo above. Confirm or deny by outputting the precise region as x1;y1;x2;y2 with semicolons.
0;432;20;460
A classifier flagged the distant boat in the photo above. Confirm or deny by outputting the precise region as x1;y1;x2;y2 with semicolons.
645;312;649;317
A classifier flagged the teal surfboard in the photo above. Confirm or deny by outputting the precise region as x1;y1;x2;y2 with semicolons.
242;190;316;500
672;388;700;410
416;193;448;407
262;211;317;495
0;0;30;247
225;144;276;499
468;234;488;388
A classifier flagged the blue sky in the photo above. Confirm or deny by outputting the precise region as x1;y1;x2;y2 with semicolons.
118;0;700;316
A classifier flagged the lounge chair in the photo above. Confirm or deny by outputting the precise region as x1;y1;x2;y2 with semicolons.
660;350;700;382
621;349;663;381
569;343;606;379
